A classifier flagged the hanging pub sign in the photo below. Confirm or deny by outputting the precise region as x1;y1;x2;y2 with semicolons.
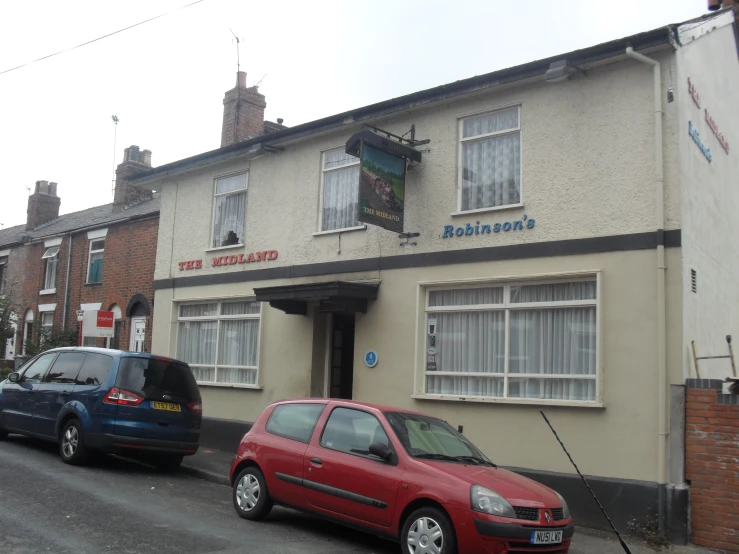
345;129;423;234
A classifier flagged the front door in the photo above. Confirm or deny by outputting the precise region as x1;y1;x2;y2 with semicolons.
1;352;57;433
328;315;355;399
129;317;146;352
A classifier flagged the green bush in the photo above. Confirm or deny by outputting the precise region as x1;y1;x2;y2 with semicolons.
24;327;79;357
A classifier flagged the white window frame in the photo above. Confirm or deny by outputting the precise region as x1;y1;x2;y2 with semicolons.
415;272;602;407
41;246;59;293
456;105;523;215
210;172;248;250
316;147;363;234
86;239;105;284
176;298;262;389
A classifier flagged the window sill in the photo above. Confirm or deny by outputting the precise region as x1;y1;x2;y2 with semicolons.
312;225;367;237
412;393;604;408
84;282;102;287
196;382;263;390
450;203;524;217
39;289;56;296
205;244;244;253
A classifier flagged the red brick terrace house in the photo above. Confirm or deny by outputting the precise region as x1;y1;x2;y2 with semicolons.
0;146;159;361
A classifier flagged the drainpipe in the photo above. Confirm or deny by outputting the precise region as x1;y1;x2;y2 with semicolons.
625;46;668;532
61;233;73;329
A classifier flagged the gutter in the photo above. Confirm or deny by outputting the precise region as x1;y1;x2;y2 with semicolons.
625;46;668;532
129;28;673;187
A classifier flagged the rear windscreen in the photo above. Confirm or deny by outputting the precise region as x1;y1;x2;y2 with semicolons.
117;357;201;402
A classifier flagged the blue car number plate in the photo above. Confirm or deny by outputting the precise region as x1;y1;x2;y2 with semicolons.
531;530;563;544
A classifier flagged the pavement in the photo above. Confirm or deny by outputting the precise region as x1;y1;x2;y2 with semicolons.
0;435;716;554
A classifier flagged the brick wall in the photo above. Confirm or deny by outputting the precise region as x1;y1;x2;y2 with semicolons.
65;216;159;354
5;214;159;356
685;378;739;553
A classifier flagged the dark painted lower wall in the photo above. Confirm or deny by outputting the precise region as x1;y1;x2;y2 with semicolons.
509;467;688;545
199;417;688;544
200;417;253;453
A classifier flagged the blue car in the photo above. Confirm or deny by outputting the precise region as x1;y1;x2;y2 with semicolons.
0;347;202;469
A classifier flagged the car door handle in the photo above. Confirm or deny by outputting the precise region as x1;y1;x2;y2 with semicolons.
310;457;322;466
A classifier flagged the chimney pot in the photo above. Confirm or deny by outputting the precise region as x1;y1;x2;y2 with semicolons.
237;71;247;88
277;118;284;125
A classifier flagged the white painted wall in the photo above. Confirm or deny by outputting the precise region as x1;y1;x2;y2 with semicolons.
151;50;681;282
676;12;739;381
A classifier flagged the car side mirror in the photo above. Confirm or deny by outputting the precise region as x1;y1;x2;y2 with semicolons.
8;373;19;383
369;442;392;462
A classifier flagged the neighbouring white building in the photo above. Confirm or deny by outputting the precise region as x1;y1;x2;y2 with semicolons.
128;8;739;542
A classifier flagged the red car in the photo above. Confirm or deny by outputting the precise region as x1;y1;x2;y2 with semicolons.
230;399;574;554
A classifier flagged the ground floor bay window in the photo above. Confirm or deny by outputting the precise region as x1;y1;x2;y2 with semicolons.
422;276;599;404
176;300;261;386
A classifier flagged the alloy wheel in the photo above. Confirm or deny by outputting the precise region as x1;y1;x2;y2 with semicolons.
236;474;260;511
407;516;443;554
62;426;78;458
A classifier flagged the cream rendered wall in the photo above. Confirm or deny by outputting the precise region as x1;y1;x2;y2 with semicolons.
676;13;739;381
153;245;682;482
152;50;680;284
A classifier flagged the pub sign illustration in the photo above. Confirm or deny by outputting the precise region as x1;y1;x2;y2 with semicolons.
358;143;406;233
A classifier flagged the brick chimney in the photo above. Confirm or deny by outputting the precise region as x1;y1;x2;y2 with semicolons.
113;145;153;212
26;180;61;230
221;71;267;147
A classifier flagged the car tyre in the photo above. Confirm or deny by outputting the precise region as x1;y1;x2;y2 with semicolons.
0;428;8;440
233;466;273;521
401;506;458;554
59;419;91;466
153;454;184;472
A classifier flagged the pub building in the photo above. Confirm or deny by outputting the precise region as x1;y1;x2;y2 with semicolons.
128;10;739;543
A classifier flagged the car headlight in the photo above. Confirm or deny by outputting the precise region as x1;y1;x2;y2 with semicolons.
555;491;571;519
470;485;516;518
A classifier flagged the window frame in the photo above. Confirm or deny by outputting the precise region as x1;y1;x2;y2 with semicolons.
210;171;248;250
456;105;523;215
318;406;397;465
416;272;602;407
317;147;363;234
176;297;262;388
86;239;105;284
41;246;59;292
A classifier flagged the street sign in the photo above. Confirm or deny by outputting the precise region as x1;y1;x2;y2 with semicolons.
364;350;378;368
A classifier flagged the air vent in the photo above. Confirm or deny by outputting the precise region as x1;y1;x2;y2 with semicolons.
691;269;697;293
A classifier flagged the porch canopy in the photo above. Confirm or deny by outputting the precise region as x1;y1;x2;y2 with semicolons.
253;281;380;315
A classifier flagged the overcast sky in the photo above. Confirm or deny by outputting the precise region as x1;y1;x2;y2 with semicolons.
0;0;706;229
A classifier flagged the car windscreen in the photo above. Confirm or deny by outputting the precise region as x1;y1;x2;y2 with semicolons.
384;412;493;464
117;357;201;402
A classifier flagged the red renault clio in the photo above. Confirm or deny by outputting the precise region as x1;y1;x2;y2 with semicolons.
230;399;573;554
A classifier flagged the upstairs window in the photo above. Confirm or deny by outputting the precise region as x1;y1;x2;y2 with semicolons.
320;148;360;231
459;106;521;212
212;173;248;248
41;246;59;291
87;240;105;283
0;257;7;295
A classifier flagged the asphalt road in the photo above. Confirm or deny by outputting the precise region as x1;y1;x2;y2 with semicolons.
0;434;710;554
0;435;398;554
